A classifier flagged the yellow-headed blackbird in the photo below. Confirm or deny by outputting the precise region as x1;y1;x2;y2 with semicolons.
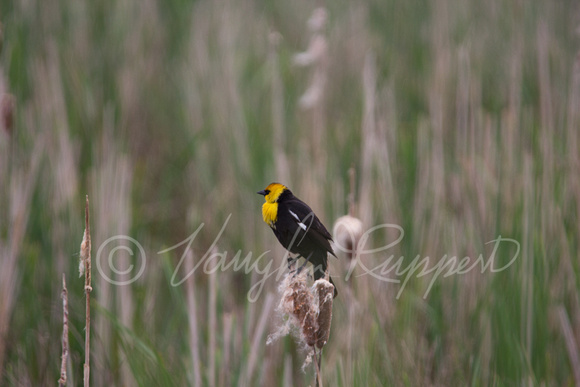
258;182;337;297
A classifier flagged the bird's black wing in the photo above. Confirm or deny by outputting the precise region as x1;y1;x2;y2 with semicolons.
279;197;336;257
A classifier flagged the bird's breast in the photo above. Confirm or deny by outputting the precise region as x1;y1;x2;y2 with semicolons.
262;201;278;227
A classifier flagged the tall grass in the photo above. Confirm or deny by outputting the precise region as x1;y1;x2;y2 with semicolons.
0;0;579;385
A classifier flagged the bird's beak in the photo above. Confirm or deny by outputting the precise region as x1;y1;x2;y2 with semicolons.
257;190;267;196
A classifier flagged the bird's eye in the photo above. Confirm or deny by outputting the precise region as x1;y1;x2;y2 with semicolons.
265;190;270;195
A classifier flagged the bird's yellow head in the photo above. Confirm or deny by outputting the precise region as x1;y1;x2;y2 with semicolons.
257;182;288;227
258;182;287;203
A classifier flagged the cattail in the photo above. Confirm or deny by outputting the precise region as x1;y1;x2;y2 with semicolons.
269;271;322;347
269;271;335;387
302;305;318;348
79;228;88;277
333;215;363;260
279;271;318;345
274;271;336;347
314;279;334;349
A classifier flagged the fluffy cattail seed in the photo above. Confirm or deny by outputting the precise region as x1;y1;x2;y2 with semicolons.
277;271;318;347
332;215;363;260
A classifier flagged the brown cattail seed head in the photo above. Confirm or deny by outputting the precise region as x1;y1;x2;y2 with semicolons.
333;215;363;259
279;272;319;347
302;308;318;347
79;233;88;277
283;274;312;322
273;272;335;351
314;279;334;349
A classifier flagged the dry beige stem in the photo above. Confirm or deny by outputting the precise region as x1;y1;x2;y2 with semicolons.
0;93;14;135
58;274;68;387
80;195;91;387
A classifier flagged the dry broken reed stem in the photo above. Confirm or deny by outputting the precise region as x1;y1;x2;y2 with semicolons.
558;306;580;387
246;294;275;384
80;195;92;387
359;51;377;228
0;93;14;136
58;274;69;387
220;313;233;387
269;31;290;185
348;167;356;217
293;7;328;211
0;129;44;380
184;250;202;387
208;261;217;387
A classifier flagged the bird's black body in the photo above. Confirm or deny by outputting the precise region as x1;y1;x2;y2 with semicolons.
258;184;337;296
275;190;336;279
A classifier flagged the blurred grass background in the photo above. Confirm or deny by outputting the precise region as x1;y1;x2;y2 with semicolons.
0;0;579;385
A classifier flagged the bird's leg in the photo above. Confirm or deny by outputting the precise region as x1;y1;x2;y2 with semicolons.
288;254;314;279
293;255;311;277
287;254;301;272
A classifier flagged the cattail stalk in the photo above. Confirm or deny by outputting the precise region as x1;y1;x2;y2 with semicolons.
269;31;289;185
294;7;328;209
207;263;217;387
220;313;233;387
348;167;356;217
58;274;69;387
558;306;580;387
246;294;275;383
185;250;202;387
0;126;43;380
282;354;293;387
80;195;92;387
359;51;377;228
313;352;323;387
